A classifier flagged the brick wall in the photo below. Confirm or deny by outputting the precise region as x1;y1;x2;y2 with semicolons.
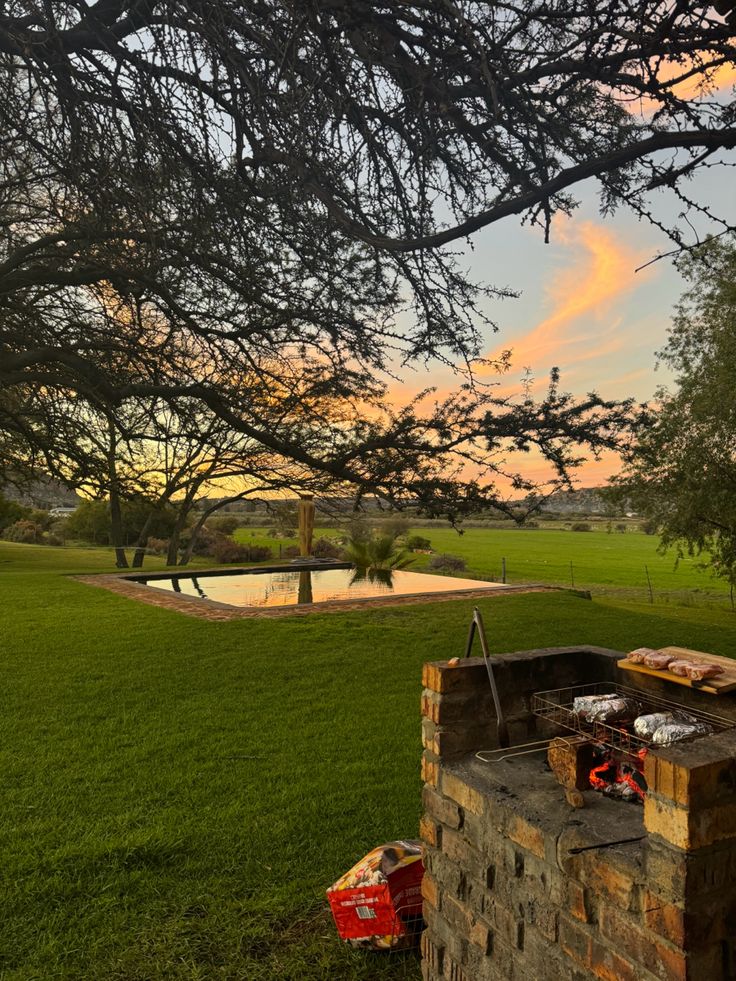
420;650;736;981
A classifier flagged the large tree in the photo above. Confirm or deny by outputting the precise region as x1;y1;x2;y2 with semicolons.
611;236;736;588
2;2;733;514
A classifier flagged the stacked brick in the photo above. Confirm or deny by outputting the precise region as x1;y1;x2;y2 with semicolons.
420;653;736;981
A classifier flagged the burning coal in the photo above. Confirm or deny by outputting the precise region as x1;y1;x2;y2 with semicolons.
588;747;648;802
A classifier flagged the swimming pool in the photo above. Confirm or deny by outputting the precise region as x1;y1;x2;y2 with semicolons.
136;564;505;609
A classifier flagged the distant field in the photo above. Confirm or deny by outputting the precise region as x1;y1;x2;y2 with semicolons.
235;525;727;607
0;541;185;575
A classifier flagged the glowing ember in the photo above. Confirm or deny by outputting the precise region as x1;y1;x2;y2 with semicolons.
588;747;648;803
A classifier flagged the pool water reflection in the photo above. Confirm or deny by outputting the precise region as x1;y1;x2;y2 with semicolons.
139;565;503;609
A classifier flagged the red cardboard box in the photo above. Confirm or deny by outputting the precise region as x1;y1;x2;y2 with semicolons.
327;840;424;950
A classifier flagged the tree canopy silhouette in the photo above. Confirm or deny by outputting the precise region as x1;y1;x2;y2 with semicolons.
2;2;732;516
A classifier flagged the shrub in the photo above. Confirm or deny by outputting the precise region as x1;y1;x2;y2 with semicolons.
340;514;371;544
211;538;249;563
146;537;170;556
28;508;54;530
211;538;272;564
208;515;240;536
312;537;342;558
49;518;69;541
0;493;28;532
65;497;179;546
2;519;45;543
615;523;627;533
244;544;272;563
282;545;300;559
182;525;219;556
63;500;111;544
382;516;411;539
428;553;466;573
44;532;64;547
406;534;432;551
571;522;592;532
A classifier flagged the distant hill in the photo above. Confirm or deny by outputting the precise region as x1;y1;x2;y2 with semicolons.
535;487;611;516
1;475;81;511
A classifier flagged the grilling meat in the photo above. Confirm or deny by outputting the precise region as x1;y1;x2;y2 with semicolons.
685;663;725;681
626;648;658;664
642;651;676;670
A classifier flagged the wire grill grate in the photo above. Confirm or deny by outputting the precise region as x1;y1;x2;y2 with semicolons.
531;682;734;758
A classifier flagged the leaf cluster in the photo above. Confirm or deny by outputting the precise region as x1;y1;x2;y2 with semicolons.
612;236;736;584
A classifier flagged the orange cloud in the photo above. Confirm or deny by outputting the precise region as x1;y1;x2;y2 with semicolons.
667;59;736;100
484;219;648;390
510;448;623;489
385;219;658;492
625;56;736;113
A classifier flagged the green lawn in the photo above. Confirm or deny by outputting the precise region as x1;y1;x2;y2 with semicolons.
236;525;729;606
3;541;736;979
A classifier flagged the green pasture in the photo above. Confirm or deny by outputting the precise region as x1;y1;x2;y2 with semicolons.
2;541;736;978
236;524;728;606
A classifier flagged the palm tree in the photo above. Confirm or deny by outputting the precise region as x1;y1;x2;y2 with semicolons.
343;533;414;572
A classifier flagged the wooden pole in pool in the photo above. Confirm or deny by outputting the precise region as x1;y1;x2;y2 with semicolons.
298;495;315;557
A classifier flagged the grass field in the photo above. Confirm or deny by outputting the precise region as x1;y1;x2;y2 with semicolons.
3;539;736;979
236;524;729;607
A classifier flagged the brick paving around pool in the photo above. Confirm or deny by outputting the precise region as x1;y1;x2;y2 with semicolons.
73;569;563;620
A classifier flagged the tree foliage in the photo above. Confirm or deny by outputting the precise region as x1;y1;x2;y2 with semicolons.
611;237;736;585
63;497;179;546
4;2;732;516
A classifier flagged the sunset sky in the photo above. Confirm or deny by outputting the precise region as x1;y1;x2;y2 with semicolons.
384;64;736;492
397;160;735;489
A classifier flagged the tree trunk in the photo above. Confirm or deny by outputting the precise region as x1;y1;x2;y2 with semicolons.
166;512;188;566
130;509;157;568
166;489;199;566
178;509;209;566
107;422;128;568
179;492;258;566
166;528;181;567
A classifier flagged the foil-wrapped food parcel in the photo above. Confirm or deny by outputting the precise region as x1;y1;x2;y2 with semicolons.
652;721;714;745
572;693;640;723
633;712;675;739
574;700;714;745
634;712;713;744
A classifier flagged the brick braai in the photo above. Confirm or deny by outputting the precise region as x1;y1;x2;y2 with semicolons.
420;647;736;981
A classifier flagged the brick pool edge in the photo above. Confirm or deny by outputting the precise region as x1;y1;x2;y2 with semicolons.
72;568;564;620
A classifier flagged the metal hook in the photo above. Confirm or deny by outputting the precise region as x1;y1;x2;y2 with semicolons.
475;738;554;764
465;606;509;748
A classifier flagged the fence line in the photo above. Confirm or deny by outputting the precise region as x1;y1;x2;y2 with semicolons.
487;556;733;613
